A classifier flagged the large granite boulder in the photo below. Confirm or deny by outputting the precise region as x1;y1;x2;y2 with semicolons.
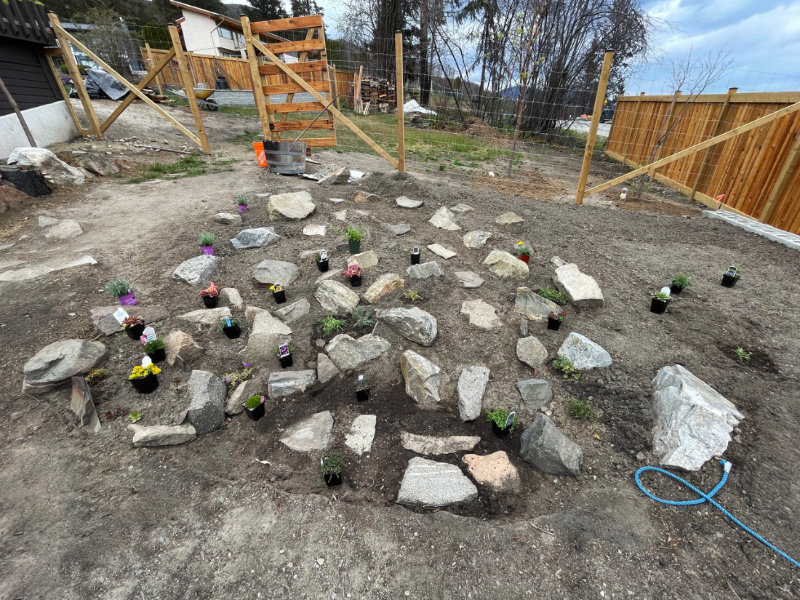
377;307;438;346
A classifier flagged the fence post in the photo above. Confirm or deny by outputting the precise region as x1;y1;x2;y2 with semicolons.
575;50;614;205
759;130;800;223
649;90;681;177
144;42;164;96
241;15;272;140
168;25;209;154
689;87;738;202
331;64;342;111
395;31;405;172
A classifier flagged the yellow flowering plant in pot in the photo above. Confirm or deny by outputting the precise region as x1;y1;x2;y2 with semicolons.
129;363;161;394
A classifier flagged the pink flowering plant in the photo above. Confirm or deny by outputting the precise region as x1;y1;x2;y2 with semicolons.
341;265;363;278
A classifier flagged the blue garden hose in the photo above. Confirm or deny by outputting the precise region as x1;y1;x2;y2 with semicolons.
634;459;800;569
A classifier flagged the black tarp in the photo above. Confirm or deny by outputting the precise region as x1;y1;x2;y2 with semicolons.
85;69;128;101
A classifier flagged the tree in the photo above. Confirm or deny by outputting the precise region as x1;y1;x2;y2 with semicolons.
245;0;288;21
291;0;323;16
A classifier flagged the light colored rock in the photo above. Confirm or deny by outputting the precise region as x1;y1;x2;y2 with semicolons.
557;332;612;370
280;411;333;452
316;352;340;384
214;212;241;225
90;305;167;336
245;305;267;321
225;379;261;416
550;255;568;268
221;287;243;309
302;224;327;236
345;415;376;455
516;336;548;368
652;365;744;471
401;432;481;455
129;424;195;447
8;147;84;185
495;211;524;226
377;307;437;346
243;311;292;363
315;269;338;284
455;271;484;288
0;255;97;282
348;250;379;269
427;243;457;259
172;255;220;285
516;379;552;411
268;190;316;220
462;230;492;249
275;298;311;323
462;451;520;491
334;209;347;221
450;203;474;213
252;259;300;286
230;227;280;250
458;365;490;421
325;334;390;371
354;191;382;202
400;350;442;408
397;457;478;507
363;273;404;303
383;223;411;235
407;261;444;279
22;339;107;394
515;287;559;320
428;206;460;230
460;299;502;330
315;280;360;314
187;370;226;435
164;330;205;366
483;249;529;279
44;219;83;240
396;195;423;208
520;414;583;476
38;215;58;227
74;152;118;176
554;263;604;308
298;248;325;260
178;306;231;327
268;370;316;399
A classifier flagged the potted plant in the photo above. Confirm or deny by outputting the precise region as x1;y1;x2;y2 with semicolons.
198;232;215;255
344;225;365;254
236;195;248;214
486;408;518;438
315;250;329;272
144;339;166;363
320;451;344;487
243;394;266;421
650;290;671;314
516;241;532;264
105;279;137;305
547;309;565;330
670;273;692;294
217;316;241;339
129;363;161;394
355;374;370;402
274;342;294;368
121;315;145;340
342;264;363;287
722;265;740;287
270;283;286;304
411;246;421;265
199;281;219;308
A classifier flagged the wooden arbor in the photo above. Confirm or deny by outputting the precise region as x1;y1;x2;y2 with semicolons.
242;15;336;148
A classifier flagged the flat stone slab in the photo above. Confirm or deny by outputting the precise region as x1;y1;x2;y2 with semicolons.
315;280;360;314
316;352;340;384
90;305;167;336
397;457;478;507
275;298;311;323
345;414;376;455
221;287;243;309
450;203;474;213
38;215;58;227
348;250;379;269
462;230;492;249
268;370;316;399
280;411;333;452
268;191;316;220
383;223;411;235
401;432;481;455
396;196;423;208
0;255;97;282
554;263;604;308
363;273;404;303
44;219;83;240
302;224;327;236
23;339;107;394
557;332;611;370
252;259;300;286
462;451;521;492
214;212;241;225
172;255;220;286
129;424;196;447
325;334;390;371
517;378;553;411
427;243;457;259
516;336;548;368
178;306;231;327
483;249;529;279
460;299;502;330
407;261;444;280
496;211;524;226
230;227;280;249
515;287;559;320
455;271;484;288
458;365;490;421
429;206;460;230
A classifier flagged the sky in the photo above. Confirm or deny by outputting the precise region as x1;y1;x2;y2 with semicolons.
224;0;800;94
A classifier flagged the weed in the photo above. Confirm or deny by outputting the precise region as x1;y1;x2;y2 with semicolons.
567;398;596;420
351;306;374;328
128;410;142;423
538;288;569;305
552;357;581;379
439;164;446;171
125;155;206;183
319;315;346;336
403;290;422;302
734;347;751;361
85;368;111;383
221;363;254;389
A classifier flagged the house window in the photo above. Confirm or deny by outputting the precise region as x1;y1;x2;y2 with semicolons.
218;27;234;40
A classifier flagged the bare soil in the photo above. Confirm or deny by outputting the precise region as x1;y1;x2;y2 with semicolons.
1;101;799;599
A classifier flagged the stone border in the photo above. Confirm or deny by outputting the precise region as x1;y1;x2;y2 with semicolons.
702;210;800;251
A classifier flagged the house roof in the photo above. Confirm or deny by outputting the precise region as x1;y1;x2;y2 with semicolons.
170;1;244;32
0;0;56;45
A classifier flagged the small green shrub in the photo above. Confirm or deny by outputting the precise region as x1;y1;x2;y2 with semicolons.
538;288;569;305
216;317;240;331
128;410;142;423
343;225;365;242
552;357;581;380
104;279;132;298
438;164;446;171
403;290;422;302
485;408;519;433
244;395;263;410
734;347;751;361
567;398;596;420
672;273;692;288
198;232;215;246
235;195;248;206
351;306;374;328
320;451;344;480
652;291;670;301
143;339;165;353
319;315;346;336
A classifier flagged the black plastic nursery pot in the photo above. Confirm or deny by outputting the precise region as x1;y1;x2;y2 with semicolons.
324;472;342;487
650;298;669;314
492;422;512;438
147;348;166;363
356;389;370;402
279;353;293;368
348;240;361;254
223;325;241;339
670;284;685;294
722;274;739;287
244;401;265;421
202;295;218;308
316;259;329;272
411;252;420;265
350;274;362;287
547;317;562;331
273;290;287;304
125;323;145;340
130;373;159;394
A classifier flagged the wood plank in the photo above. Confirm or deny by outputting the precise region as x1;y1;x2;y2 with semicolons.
258;60;328;76
270;119;333;132
760;128;800;222
266;101;326;114
168;25;209;153
395;31;405;171
263;80;331;95
301;136;337;147
617;92;800;104
43;51;85;132
265;38;325;55
242;15;273;139
250;15;323;33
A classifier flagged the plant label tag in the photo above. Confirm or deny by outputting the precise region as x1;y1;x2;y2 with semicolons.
142;326;157;342
141;356;152;368
320;249;328;260
505;411;517;429
279;343;290;357
412;246;419;254
225;317;232;327
660;286;671;298
113;307;129;324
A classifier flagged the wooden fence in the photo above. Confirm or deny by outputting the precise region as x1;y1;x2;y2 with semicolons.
605;91;800;234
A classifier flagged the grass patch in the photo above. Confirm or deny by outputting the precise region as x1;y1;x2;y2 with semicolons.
538;288;569;305
125;155;207;184
567;398;597;420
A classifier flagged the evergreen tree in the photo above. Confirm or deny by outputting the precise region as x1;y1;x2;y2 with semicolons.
290;0;323;16
245;0;288;21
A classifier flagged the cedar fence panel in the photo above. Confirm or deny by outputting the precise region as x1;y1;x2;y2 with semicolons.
606;91;800;233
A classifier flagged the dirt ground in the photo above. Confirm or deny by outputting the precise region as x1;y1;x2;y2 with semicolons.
1;101;799;599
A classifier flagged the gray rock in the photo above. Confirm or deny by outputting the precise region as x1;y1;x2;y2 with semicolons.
400;350;442;408
516;336;548;368
383;223;411;235
268;370;316;399
325;334;391;371
347;250;379;269
38;215;58;227
460;299;502;330
252;259;300;286
427;243;457;259
407;261;444;280
401;432;481;455
377;307;438;346
363;273;404;304
280;411;333;452
221;287;243;309
428;206;460;230
450;203;474;213
172;255;220;285
345;414;376;455
8;147;85;185
275;298;311;323
164;330;205;366
90;305;167;336
316;352;340;384
225;379;261;416
268;190;316;220
517;379;553;411
22;339;107;394
462;230;492;249
557;332;612;370
178;306;231;327
74;153;119;176
44;220;83;240
458;365;490;421
495;211;524;226
397;457;478;507
214;212;241;225
515;287;559;320
483;249;529;279
0;255;97;283
550;255;568;268
187;370;226;435
315;280;360;314
129;424;196;447
243;311;292;364
520;414;583;476
455;271;484;288
230;227;280;250
554;263;604;308
652;365;744;471
396;196;423;208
